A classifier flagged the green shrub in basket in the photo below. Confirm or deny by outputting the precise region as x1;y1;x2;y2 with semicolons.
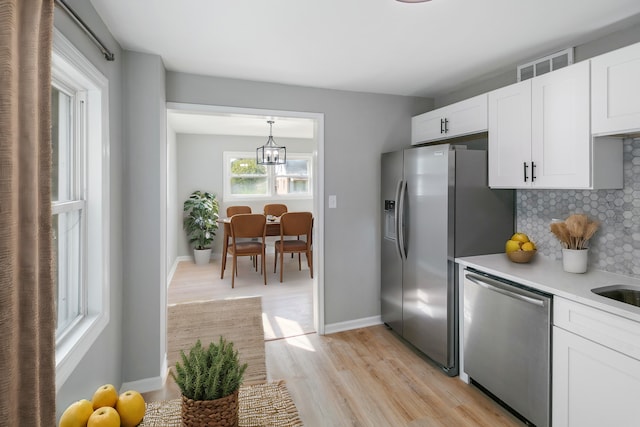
171;337;248;401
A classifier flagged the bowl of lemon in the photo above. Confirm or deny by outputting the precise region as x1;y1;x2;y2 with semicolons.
505;232;537;263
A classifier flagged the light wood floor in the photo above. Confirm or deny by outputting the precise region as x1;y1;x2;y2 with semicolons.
147;258;522;426
168;254;314;340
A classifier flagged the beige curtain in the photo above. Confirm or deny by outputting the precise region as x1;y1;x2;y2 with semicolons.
0;0;56;425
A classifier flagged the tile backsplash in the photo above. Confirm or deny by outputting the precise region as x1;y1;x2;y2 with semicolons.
516;137;640;278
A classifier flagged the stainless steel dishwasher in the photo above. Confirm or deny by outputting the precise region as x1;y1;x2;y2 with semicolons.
463;268;551;427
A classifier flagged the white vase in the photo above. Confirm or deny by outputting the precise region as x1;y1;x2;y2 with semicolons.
193;248;212;265
562;248;588;273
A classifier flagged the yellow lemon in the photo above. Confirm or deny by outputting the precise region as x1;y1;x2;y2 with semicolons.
522;241;536;251
92;384;118;409
510;232;530;243
115;390;146;427
505;239;522;253
59;399;93;427
87;407;120;427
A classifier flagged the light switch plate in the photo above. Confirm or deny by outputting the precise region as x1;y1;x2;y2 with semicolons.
329;195;337;209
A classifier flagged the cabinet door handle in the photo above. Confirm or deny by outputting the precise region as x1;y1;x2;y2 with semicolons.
440;118;444;134
523;162;529;182
531;161;536;182
444;118;449;133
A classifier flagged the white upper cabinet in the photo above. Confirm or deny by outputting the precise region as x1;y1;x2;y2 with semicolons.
592;41;640;135
489;61;622;189
531;60;591;188
411;94;487;145
488;80;532;187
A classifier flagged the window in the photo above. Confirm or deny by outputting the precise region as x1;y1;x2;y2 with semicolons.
224;152;313;200
51;84;85;338
52;30;110;390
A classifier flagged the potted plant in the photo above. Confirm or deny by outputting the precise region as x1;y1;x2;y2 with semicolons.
171;338;248;427
183;191;219;265
550;213;599;273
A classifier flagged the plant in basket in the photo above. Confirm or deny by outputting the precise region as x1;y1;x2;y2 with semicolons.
171;337;248;427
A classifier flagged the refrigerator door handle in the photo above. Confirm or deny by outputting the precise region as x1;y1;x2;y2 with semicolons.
397;180;407;260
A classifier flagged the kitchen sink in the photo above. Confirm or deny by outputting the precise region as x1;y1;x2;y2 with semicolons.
592;284;640;308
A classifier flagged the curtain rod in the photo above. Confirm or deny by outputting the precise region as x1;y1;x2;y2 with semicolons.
54;0;115;61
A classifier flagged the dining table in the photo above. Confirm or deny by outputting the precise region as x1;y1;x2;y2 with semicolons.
217;216;281;278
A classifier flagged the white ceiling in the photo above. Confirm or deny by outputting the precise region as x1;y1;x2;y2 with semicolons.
89;0;640;136
90;0;640;98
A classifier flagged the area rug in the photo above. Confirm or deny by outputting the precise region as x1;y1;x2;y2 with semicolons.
167;297;267;384
140;380;303;427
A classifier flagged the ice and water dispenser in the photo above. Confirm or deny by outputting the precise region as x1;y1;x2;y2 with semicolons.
384;200;396;240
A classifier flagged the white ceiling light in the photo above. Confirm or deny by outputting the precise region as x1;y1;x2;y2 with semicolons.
396;0;432;3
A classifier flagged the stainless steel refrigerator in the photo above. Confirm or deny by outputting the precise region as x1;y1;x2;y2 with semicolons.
381;140;514;376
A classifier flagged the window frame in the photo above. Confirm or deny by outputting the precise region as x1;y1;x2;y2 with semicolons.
52;75;87;342
223;151;313;201
52;29;110;391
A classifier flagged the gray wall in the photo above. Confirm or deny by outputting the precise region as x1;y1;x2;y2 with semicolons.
121;50;167;383
166;73;433;325
176;133;314;259
54;0;124;418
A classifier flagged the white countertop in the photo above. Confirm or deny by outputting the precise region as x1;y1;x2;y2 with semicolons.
456;253;640;323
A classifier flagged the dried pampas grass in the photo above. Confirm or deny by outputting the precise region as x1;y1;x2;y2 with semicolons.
550;214;599;250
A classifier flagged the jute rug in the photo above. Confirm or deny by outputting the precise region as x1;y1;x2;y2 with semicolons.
167;297;267;384
140;380;303;427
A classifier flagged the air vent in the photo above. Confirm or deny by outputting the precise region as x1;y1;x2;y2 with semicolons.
517;48;574;81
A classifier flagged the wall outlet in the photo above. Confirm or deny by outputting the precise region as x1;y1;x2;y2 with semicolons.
329;195;337;209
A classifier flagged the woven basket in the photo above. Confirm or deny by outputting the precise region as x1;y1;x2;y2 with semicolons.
181;390;239;427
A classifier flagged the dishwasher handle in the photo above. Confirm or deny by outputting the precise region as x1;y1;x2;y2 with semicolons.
465;273;547;307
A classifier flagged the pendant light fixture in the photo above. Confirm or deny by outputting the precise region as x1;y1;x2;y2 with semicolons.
256;120;286;165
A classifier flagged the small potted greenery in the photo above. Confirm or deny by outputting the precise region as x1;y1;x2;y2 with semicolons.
171;338;248;427
183;191;219;265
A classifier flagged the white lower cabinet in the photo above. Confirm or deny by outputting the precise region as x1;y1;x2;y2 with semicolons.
553;298;640;427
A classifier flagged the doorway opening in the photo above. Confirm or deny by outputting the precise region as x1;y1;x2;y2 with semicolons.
164;102;324;343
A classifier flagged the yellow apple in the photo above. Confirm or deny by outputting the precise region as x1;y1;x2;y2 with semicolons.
87;407;120;427
505;239;522;253
92;384;118;409
115;390;146;427
510;232;530;243
59;399;93;427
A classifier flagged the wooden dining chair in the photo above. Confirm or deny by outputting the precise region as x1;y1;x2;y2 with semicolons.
264;203;296;257
220;206;253;278
227;205;252;217
263;203;288;217
274;212;313;283
224;214;267;288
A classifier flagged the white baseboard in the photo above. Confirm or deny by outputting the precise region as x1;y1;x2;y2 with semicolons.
167;258;180;288
120;375;164;394
120;354;168;394
324;315;382;335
